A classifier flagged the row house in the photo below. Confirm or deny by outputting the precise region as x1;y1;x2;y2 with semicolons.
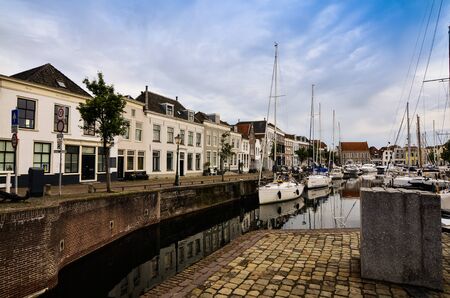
118;89;204;178
0;63;115;186
235;122;261;171
340;141;370;164
195;112;230;171
284;134;295;167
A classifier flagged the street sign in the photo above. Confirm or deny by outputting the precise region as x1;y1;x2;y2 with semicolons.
57;138;62;150
57;107;65;120
57;120;65;133
11;109;18;126
11;133;18;149
11;125;18;134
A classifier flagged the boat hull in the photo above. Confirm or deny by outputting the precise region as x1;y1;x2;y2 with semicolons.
306;175;331;189
258;182;304;205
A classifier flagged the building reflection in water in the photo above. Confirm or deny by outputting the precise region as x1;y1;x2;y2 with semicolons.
108;201;259;298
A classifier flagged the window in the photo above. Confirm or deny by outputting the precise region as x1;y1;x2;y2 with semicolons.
166;151;173;171
53;105;69;133
188;131;194;146
97;147;106;172
153;151;160;171
236;140;240;149
56;80;66;88
65;145;79;173
167;127;174;143
206;151;211;164
33;142;51;173
195;154;201;170
196;133;201;147
135;122;143;141
131;109;136;117
207;132;211;146
0;140;15;172
213;134;218;147
18;98;36;129
213;152;217;167
83;120;96;136
166;105;174;116
188;111;194;122
187;153;193;170
127;150;135;171
153;124;161;142
122;120;130;139
180;130;185;145
138;151;145;170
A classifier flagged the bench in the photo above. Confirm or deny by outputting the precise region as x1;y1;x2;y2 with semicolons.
124;171;149;181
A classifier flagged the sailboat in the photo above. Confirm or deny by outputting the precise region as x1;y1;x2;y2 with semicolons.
258;43;304;205
305;85;331;189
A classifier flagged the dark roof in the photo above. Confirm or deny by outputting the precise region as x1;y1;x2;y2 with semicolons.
237;120;267;134
10;63;90;97
340;142;369;152
135;91;200;123
236;123;252;137
311;140;327;149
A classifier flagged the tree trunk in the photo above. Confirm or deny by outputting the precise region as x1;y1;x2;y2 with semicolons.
221;157;224;182
105;142;111;192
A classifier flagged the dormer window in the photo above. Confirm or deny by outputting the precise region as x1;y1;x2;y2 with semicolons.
163;104;174;116
56;80;66;88
188;110;194;122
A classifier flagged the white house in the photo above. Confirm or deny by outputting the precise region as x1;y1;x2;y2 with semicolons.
0;63;117;186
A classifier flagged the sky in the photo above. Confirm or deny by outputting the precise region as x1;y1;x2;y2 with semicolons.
0;0;449;148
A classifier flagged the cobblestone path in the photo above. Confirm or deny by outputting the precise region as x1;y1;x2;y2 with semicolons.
142;230;450;297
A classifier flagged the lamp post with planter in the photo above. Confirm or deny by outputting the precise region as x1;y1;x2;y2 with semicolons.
175;134;181;186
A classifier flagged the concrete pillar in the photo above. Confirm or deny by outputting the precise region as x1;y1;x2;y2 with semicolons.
360;187;442;290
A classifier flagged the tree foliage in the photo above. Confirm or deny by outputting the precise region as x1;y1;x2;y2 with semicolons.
219;132;233;181
440;141;450;164
295;147;308;164
77;72;128;192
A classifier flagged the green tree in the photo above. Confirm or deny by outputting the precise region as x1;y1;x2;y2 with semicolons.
295;147;308;165
77;72;128;192
219;132;233;181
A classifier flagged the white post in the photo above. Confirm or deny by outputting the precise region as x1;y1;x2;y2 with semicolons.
6;172;11;193
59;149;62;196
14;143;18;194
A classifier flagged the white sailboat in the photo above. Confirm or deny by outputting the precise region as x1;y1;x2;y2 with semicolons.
306;85;331;189
258;43;304;205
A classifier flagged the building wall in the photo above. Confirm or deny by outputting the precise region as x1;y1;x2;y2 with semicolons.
203;122;230;170
0;77;117;186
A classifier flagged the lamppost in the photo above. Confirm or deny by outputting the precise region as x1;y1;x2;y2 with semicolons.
174;134;181;186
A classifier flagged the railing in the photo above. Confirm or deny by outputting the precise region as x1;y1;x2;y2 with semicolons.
0;171;13;193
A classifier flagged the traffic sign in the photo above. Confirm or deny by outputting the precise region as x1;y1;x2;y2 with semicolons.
11;109;18;126
57;120;65;133
11;125;18;134
57;138;62;150
57;107;65;120
11;133;18;149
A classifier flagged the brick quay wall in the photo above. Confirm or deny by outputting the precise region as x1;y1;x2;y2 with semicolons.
0;179;258;298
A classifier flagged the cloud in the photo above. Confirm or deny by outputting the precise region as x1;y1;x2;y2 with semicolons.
0;0;448;148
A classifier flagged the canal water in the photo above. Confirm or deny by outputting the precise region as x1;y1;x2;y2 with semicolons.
44;178;362;298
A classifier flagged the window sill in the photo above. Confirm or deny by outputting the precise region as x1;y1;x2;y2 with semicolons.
152;170;161;172
153;140;161;143
19;127;38;132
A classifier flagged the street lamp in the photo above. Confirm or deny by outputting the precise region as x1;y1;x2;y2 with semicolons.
174;134;181;186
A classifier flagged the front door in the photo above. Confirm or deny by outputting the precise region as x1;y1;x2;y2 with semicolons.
81;155;95;180
180;152;185;176
81;146;96;181
117;156;124;179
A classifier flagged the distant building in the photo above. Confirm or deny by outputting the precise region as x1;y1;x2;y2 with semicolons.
369;146;382;165
340;142;370;164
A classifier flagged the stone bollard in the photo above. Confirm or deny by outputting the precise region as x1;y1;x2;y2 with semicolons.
44;184;52;196
87;183;95;193
360;187;442;290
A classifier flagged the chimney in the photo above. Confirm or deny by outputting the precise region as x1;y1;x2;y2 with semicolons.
144;85;149;111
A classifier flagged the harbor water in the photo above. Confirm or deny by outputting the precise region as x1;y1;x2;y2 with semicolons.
44;178;362;298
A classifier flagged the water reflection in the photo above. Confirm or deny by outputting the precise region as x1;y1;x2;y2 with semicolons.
270;178;361;230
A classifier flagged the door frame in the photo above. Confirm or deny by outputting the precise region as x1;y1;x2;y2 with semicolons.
80;146;97;182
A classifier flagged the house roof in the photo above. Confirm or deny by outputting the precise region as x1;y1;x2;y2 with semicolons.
135;91;201;123
285;134;295;140
10;63;91;97
340;142;369;151
235;123;252;137
311;140;327;149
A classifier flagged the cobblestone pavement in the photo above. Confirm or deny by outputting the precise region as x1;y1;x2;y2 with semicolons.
142;229;450;298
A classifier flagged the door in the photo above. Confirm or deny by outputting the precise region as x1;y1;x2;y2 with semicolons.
117;156;124;179
179;152;185;176
81;155;95;180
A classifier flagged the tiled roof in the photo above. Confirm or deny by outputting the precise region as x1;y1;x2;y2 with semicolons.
135;91;201;123
340;142;369;152
10;63;91;97
236;123;251;137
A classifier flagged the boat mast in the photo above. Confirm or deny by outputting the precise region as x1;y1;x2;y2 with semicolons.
310;84;315;167
318;102;322;166
433;119;437;165
331;109;335;167
338;121;341;165
407;102;411;172
416;115;422;168
273;43;278;180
